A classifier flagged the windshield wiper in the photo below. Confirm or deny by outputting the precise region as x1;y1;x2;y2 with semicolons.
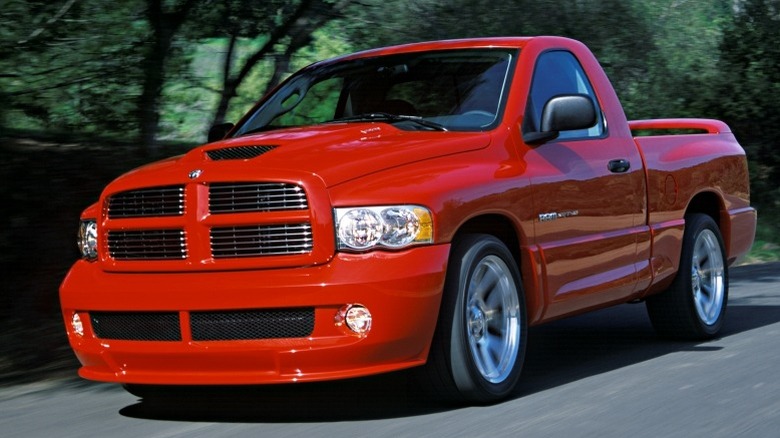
329;112;448;131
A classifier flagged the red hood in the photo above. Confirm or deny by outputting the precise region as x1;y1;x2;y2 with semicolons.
109;123;491;191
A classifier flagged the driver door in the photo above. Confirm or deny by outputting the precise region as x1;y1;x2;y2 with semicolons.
523;50;646;319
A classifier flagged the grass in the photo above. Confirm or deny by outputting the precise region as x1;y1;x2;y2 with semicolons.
742;213;780;265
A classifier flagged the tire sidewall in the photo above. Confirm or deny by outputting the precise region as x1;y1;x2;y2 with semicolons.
445;234;526;401
678;214;729;336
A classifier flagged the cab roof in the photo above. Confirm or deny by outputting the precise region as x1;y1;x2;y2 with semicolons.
304;36;579;69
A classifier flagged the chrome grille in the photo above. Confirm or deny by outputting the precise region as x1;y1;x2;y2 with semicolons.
210;224;312;258
209;183;307;213
103;180;316;265
206;145;276;161
108;229;187;260
107;186;184;218
190;309;315;341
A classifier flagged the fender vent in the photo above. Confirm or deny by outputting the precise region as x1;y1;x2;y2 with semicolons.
206;145;276;161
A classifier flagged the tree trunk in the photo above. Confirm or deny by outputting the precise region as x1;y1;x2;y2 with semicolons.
211;34;239;127
208;0;351;130
138;0;197;156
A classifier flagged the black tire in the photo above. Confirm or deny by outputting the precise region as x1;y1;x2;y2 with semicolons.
419;234;527;404
646;214;728;340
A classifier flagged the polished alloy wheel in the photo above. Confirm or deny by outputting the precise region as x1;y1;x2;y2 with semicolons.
465;255;521;384
422;234;526;402
645;214;728;340
691;229;726;326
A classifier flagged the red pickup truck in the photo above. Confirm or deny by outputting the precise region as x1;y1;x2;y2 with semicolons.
60;36;756;403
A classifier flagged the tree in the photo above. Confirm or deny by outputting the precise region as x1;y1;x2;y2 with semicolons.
208;0;353;128
137;0;198;154
340;0;659;118
2;1;148;135
712;0;780;218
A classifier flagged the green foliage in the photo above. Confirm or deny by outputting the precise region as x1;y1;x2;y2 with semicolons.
706;0;780;237
0;0;778;227
745;215;780;264
3;0;780;380
157;36;272;142
2;1;148;137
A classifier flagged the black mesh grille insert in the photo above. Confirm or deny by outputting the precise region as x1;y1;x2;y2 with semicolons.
107;229;187;260
90;312;181;341
209;182;308;213
107;186;184;218
206;145;276;161
190;309;315;341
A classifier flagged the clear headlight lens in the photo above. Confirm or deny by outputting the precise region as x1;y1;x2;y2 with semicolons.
78;219;98;260
335;205;433;251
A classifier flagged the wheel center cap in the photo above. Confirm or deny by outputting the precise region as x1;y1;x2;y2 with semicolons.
469;306;486;340
692;269;702;293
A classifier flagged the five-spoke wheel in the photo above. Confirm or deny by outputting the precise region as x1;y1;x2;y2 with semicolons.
421;234;526;403
647;214;728;339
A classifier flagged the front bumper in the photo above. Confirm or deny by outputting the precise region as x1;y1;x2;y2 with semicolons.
60;245;449;385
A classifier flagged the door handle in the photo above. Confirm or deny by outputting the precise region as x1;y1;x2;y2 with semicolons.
608;159;631;173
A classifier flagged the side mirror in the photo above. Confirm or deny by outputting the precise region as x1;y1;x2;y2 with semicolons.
207;122;235;143
523;94;597;145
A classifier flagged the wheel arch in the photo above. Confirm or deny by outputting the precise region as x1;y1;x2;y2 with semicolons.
684;190;731;255
448;213;542;323
422;225;529;402
453;214;523;265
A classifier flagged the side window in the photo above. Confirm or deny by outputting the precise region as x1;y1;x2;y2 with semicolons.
525;51;604;139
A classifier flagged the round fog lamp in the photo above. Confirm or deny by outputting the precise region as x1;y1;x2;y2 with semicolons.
335;305;372;335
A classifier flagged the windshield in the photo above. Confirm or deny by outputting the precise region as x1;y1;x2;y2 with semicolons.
234;48;517;135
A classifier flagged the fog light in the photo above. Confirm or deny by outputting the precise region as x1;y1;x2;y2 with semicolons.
71;313;84;336
335;304;372;336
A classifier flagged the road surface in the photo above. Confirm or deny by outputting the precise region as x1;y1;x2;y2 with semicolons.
3;262;779;437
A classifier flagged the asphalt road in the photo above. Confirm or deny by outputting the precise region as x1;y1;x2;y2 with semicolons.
3;262;779;437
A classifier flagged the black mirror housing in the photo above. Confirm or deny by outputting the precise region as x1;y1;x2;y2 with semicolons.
541;94;597;132
524;94;597;145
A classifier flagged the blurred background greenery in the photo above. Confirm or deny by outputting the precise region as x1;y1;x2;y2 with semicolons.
1;0;778;380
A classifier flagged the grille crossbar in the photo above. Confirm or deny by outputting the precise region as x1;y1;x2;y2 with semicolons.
210;224;313;258
107;186;184;218
209;183;308;213
108;229;187;260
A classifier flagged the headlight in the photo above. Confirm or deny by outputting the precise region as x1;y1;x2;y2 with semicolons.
335;205;433;251
78;219;98;260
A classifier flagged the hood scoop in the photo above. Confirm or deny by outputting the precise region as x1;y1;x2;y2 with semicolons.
206;145;277;161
